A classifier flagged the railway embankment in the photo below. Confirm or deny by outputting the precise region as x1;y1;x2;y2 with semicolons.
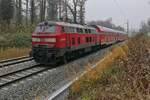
69;34;150;100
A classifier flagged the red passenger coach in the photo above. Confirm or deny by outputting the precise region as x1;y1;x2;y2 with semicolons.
31;21;126;64
93;25;126;45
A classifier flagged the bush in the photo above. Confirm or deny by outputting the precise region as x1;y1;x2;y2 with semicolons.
10;33;31;47
0;33;31;48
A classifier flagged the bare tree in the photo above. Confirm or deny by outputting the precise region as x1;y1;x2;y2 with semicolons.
47;0;58;21
30;0;36;24
67;0;79;23
25;0;29;25
78;0;86;24
61;0;87;24
39;0;46;21
139;19;150;33
0;0;88;30
15;0;22;24
0;0;14;24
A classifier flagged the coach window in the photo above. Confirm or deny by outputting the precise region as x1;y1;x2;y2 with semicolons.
92;30;96;34
93;30;95;33
91;30;93;33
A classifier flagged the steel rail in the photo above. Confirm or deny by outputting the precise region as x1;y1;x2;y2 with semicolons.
0;57;33;68
0;64;50;88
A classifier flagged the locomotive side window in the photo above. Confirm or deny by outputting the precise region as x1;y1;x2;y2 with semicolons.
85;29;88;33
70;27;75;33
76;28;80;33
82;29;85;33
65;27;70;33
73;27;77;33
92;29;96;34
61;26;65;32
80;28;83;33
88;29;91;33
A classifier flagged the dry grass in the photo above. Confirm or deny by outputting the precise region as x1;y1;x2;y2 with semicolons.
0;48;31;61
69;34;150;100
69;43;129;100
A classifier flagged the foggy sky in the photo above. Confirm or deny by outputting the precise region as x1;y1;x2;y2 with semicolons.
86;0;150;30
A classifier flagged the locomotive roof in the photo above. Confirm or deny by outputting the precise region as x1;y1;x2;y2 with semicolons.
96;25;126;34
38;21;96;30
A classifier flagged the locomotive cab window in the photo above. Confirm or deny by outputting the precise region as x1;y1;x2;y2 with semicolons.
35;25;56;33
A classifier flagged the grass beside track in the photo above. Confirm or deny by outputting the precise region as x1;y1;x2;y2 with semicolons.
69;34;150;100
0;48;31;61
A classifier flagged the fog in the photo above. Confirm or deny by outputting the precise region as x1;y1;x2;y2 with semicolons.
86;0;150;30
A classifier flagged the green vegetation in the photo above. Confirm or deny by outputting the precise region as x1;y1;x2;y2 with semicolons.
0;32;31;48
0;32;31;60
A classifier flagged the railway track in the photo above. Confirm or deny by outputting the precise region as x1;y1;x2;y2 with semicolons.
0;56;33;68
0;64;50;89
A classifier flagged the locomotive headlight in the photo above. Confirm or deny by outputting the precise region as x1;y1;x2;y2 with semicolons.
45;38;56;42
32;38;40;42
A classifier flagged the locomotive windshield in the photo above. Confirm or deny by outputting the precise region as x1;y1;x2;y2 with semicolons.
35;25;56;33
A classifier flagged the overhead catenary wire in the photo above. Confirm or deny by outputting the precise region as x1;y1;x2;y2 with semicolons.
112;0;127;19
112;0;129;33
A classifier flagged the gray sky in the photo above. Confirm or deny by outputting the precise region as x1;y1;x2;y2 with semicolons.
86;0;150;30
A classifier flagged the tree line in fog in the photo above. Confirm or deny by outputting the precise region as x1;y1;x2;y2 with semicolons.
1;0;149;33
0;0;86;27
139;19;150;33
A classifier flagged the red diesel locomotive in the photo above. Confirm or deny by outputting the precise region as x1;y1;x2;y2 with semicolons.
31;21;126;64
